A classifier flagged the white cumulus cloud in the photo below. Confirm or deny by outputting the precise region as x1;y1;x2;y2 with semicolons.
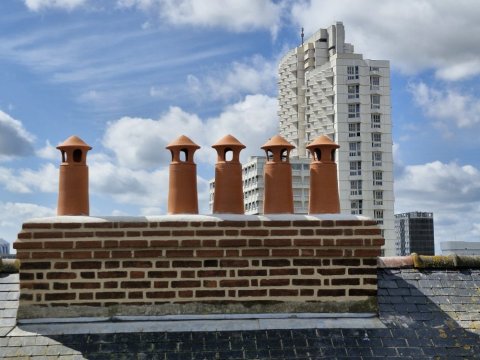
0;110;35;161
24;0;88;11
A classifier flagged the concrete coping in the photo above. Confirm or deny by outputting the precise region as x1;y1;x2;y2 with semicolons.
22;213;371;224
379;254;480;269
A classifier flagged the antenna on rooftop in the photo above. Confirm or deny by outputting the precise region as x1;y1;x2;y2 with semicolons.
301;27;304;45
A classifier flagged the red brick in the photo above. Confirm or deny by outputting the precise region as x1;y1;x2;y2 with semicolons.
16;233;33;240
344;249;353;257
181;270;195;278
95;231;125;238
143;230;171;237
33;232;63;239
148;271;177;278
104;240;118;248
121;281;150;288
23;223;51;229
332;259;360;266
238;269;267;276
272;249;298;257
248;239;262;247
119;240;147;248
344;229;354;235
126;231;141;237
363;220;378;226
19;294;33;301
64;251;92;259
220;279;249;287
239;289;267;297
105;261;120;268
293;259;322;266
119;222;148;228
195;230;224;236
301;268;315;275
332;278;360;286
226;250;239;257
172;260;201;268
15;251;30;259
294;239;321;246
270;289;298;296
172;230;195;237
219;239;247;247
80;293;94;300
292;279;321;286
317;289;345;296
349;289;376;296
53;223;82;229
131;271;145;279
246;221;262;227
349;268;377;275
45;293;76;301
84;222;114;228
21;262;51;270
264;238;291;247
335;220;362;227
20;273;34;280
203;280;217;288
269;268;297;276
300;229;314;236
159;221;189;227
363;259;378;266
335;238;363;246
153;281;168;288
44;241;72;249
372;238;385;246
104;282;118;289
354;249;381;257
128;292;144;299
196;290;225;298
146;291;175;299
198;221;217;227
31;252;61;259
80;272;95;279
171;280;201;288
196;250;224;257
300;289;314;296
98;271;127;278
134;250;163;258
292;220;321;227
364;278;377;285
166;250;194;258
72;261;101;269
241;229;269;236
53;282;68;290
300;249;315;257
316;249;343;257
317;268;345;275
270;230;298;236
220;260;249;268
262;259;290;267
74;241;101;249
217;221;245;228
202;240;216;247
94;251;110;259
264;221;291;227
355;228;381;236
96;292;125;299
242;249;269;257
178;290;193;298
320;220;334;227
316;229;343;236
123;261;152;268
260;279;289;286
323;239;334;246
180;239;201;247
151;240;178;247
225;230;239;236
71;282;101;289
198;270;226;277
64;232;95;238
111;251;132;258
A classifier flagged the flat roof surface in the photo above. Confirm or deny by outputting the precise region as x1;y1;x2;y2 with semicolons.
1;269;480;359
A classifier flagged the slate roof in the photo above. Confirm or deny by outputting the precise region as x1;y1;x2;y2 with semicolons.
1;267;480;359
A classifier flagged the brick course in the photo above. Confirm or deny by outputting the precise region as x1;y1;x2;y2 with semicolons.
14;216;383;318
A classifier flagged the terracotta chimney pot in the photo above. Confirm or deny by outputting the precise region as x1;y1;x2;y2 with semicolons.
56;135;92;216
307;135;340;214
212;135;245;214
166;135;200;214
261;135;295;214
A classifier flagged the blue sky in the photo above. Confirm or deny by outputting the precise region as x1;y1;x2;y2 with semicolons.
1;0;480;253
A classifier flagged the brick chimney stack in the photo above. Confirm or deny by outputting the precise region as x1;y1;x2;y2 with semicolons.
56;135;92;216
212;134;245;214
307;135;340;214
166;135;200;214
261;135;295;214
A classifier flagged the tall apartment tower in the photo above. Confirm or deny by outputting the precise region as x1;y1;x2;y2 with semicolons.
395;212;435;256
278;22;395;255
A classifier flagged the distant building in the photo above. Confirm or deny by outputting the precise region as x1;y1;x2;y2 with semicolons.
0;239;10;257
209;156;311;214
395;212;434;256
278;22;394;255
441;241;480;256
